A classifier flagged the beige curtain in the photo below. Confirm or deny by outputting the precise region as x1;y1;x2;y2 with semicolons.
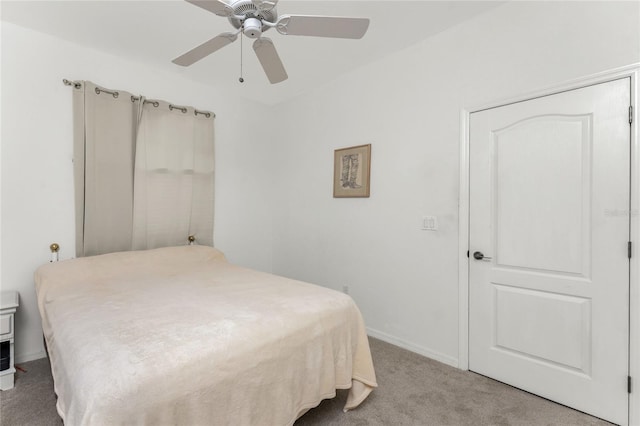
132;101;215;249
72;81;214;257
73;81;141;257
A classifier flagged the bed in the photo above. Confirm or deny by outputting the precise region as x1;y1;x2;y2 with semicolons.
34;245;377;425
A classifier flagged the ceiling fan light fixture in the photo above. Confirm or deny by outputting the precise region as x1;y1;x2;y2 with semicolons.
243;17;262;38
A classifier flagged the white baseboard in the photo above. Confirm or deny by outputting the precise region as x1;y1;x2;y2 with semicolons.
15;350;47;364
366;327;459;368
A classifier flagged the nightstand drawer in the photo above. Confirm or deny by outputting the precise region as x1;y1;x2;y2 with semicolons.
0;316;12;337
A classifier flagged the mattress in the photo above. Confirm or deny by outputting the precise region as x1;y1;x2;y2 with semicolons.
34;246;377;425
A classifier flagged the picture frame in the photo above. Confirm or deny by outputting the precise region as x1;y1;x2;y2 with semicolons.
333;144;371;198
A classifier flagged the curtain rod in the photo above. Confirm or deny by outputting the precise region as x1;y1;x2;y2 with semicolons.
62;79;215;118
63;78;82;89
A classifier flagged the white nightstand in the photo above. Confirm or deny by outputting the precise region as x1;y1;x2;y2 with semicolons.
0;291;19;390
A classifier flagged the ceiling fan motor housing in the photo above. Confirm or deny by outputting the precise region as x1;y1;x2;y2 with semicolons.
228;0;277;36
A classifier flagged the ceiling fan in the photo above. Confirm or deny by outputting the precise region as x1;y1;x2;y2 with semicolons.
173;0;370;84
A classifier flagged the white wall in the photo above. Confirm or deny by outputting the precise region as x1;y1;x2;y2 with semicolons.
270;1;640;366
1;22;277;362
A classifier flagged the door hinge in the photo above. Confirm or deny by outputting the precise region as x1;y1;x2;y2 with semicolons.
631;105;634;125
629;376;632;394
628;241;632;259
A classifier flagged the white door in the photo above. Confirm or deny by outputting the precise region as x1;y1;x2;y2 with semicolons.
469;78;630;425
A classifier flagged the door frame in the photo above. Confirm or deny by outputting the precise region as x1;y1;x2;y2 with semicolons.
458;64;639;425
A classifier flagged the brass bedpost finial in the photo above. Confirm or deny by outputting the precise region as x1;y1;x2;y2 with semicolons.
188;235;195;245
50;243;60;262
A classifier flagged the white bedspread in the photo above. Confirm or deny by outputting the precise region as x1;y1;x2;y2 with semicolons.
35;246;377;425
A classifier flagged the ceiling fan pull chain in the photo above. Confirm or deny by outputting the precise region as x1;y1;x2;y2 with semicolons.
239;31;245;83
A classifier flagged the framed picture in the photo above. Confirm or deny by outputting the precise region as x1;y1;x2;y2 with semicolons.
333;144;371;198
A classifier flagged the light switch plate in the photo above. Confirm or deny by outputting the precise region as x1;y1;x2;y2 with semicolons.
422;216;438;231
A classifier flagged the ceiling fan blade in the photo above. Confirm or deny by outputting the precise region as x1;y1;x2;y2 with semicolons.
172;32;238;66
276;15;370;39
253;38;288;84
185;0;234;17
252;0;278;12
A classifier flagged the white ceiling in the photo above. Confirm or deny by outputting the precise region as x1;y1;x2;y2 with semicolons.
1;0;506;105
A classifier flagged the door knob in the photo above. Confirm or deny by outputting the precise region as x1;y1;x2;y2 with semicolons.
473;251;492;261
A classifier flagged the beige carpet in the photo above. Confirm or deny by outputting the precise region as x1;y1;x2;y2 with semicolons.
0;337;611;425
